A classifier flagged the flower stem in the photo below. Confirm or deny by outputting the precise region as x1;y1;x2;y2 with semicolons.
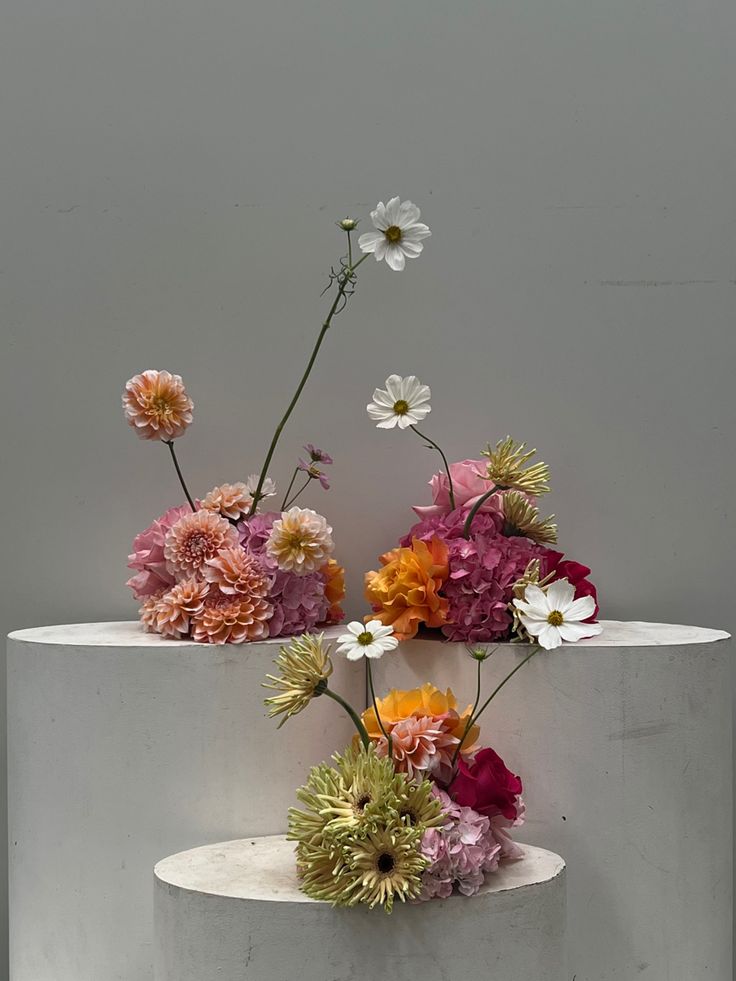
323;687;370;749
450;655;483;769
283;475;311;510
410;425;456;509
280;467;300;511
469;646;540;735
165;440;196;512
367;661;392;758
462;484;504;539
247;252;369;517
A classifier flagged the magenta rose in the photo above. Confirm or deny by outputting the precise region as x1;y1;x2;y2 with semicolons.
540;549;599;621
450;747;523;821
413;459;505;518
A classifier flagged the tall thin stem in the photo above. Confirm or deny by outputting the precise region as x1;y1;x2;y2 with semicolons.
279;467;300;511
367;661;392;758
410;425;456;509
462;484;505;539
283;475;311;510
247;251;369;516
165;440;196;512
450;655;483;768
322;687;370;749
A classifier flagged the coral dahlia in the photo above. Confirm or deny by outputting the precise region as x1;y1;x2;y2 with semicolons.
122;370;193;441
191;587;273;644
164;509;238;578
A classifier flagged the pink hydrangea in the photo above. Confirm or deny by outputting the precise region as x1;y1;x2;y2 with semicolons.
418;788;505;900
127;504;192;599
238;512;332;637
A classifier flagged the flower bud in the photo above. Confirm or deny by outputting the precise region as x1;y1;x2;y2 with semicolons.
337;217;359;231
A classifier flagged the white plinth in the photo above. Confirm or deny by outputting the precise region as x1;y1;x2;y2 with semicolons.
7;622;364;981
154;835;567;981
373;620;733;981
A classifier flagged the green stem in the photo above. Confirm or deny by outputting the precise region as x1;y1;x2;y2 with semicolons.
165;440;196;512
279;467;300;511
323;687;370;749
283;475;311;510
367;661;392;758
450;655;483;768
462;484;505;539
247;252;369;517
410;425;456;509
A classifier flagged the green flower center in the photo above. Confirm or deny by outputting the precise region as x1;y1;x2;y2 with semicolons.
392;399;409;416
377;852;395;874
384;225;402;243
357;631;374;645
547;610;564;626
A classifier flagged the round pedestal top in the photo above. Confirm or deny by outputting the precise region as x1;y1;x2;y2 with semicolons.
7;619;730;648
154;834;565;905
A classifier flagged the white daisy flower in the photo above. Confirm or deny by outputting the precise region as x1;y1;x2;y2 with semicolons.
336;620;399;661
244;474;277;500
367;374;432;430
358;197;431;272
513;579;603;650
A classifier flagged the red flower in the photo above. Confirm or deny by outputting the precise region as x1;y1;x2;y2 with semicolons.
451;747;522;821
541;549;598;621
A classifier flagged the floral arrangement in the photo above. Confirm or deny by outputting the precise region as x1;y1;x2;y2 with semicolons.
122;198;431;642
263;626;528;912
364;376;602;650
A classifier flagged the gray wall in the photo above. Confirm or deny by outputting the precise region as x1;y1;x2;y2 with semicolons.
1;0;734;976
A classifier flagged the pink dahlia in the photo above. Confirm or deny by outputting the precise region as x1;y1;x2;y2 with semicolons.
201;483;253;521
418;789;503;900
127;504;192;599
191;587;273;644
154;579;210;638
139;590;165;631
164;509;238;578
202;547;271;597
122;370;193;441
376;716;458;780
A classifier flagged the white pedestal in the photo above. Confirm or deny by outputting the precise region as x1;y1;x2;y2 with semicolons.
373;620;733;981
154;835;567;981
7;622;363;981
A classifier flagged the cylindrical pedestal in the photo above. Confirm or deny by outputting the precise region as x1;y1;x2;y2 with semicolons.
154;835;567;981
7;622;363;981
373;621;732;981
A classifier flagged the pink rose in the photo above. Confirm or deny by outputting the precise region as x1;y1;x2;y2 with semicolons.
413;459;503;518
450;747;523;821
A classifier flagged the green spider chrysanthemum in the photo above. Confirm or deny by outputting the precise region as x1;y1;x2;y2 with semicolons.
288;745;439;912
481;436;551;497
501;490;558;545
263;633;333;727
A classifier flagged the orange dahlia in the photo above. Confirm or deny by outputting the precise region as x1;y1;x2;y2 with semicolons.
201;483;252;521
122;370;193;441
191;587;273;644
362;683;479;749
154;579;210;638
164;510;238;578
364;536;449;640
202;547;270;597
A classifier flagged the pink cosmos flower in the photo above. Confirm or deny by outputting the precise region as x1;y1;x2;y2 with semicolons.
413;459;504;518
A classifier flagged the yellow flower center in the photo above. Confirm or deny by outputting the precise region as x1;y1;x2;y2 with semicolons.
384;225;402;243
151;395;174;418
393;399;410;416
377;852;395;874
357;631;374;646
284;532;307;550
547;610;564;626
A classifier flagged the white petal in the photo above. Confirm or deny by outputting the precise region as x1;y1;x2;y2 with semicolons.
374;238;388;261
558;621;603;642
546;579;575;612
346;621;365;636
376;416;400;429
385;245;406;271
363;644;385;659
365;620;387;635
367;403;395;421
399;240;424;257
384;196;401;225
411;384;432;405
405;405;431;424
403;223;431;242
370;202;388;230
519;616;549;636
521;585;549;611
384;375;404;402
370;388;394;408
396;414;413;429
537;624;563;649
397;200;421;225
400;375;420;401
345;648;365;661
565;596;597;622
358;231;382;253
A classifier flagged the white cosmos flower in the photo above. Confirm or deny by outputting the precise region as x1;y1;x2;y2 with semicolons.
513;579;602;650
336;620;399;661
358;197;431;272
244;474;277;499
367;374;432;430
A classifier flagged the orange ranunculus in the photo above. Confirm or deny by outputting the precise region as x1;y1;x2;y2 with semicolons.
321;559;346;624
364;536;449;640
361;683;480;749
